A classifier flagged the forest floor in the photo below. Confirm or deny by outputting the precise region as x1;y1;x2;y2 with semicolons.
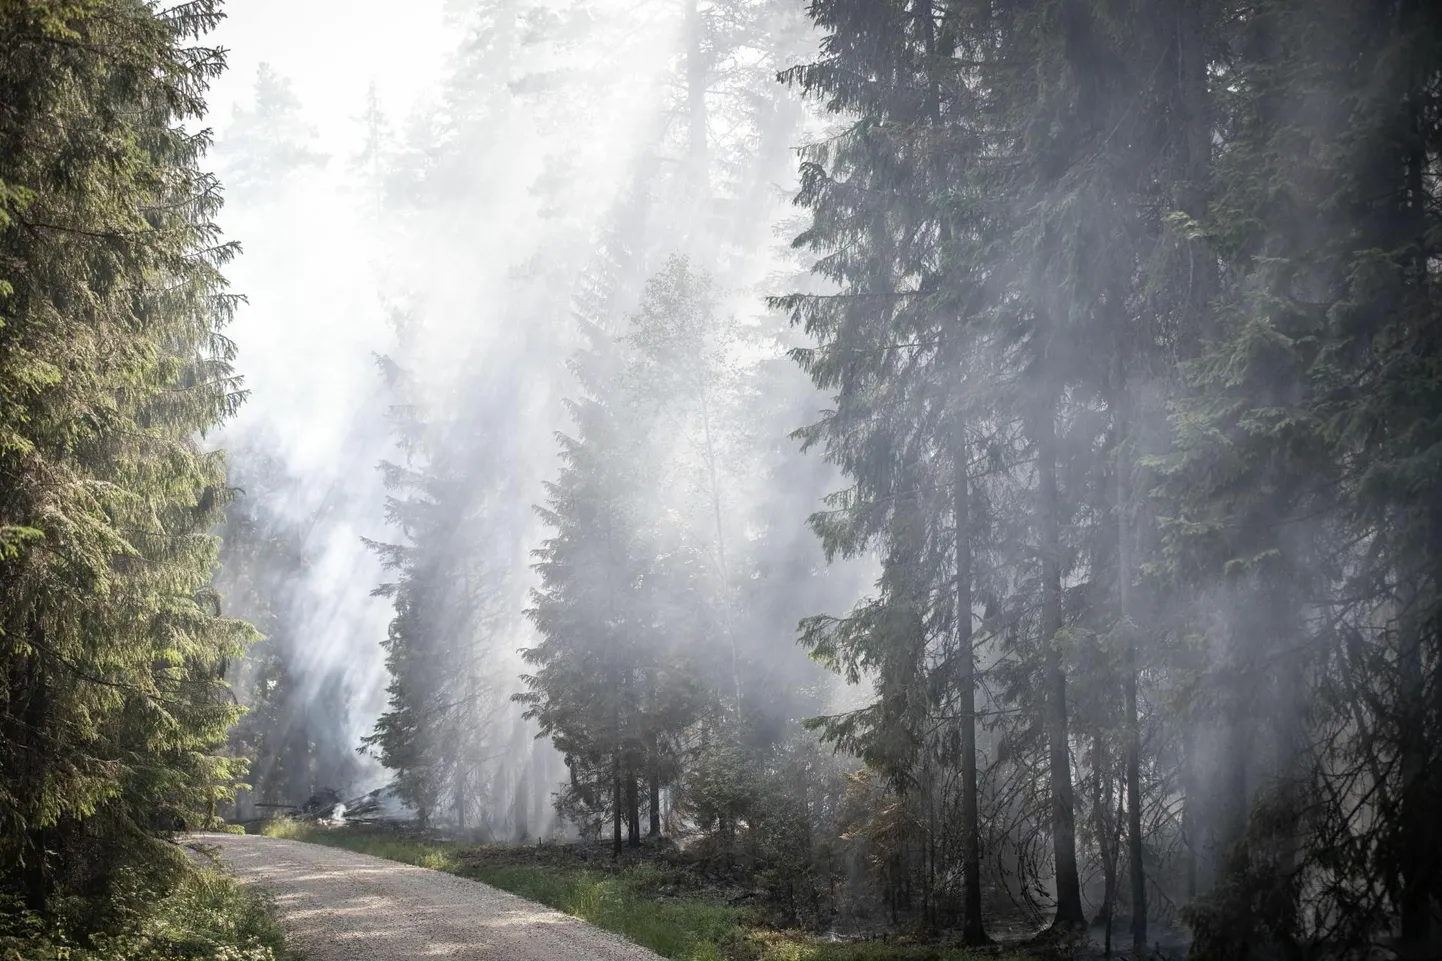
248;820;1043;961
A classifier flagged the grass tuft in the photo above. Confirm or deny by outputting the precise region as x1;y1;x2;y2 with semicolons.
0;866;292;961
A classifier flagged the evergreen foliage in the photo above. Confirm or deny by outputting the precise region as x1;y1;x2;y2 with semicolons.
777;0;1442;954
520;259;716;854
360;305;515;831
0;0;261;946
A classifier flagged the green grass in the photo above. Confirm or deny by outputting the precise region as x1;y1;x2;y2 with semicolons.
1;866;293;961
256;821;1022;961
262;818;464;871
469;863;743;961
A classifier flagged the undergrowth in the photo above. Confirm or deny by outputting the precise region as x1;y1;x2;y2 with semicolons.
0;867;292;961
257;820;1022;961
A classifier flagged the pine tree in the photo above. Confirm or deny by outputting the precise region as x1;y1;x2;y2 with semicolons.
359;305;513;830
521;260;721;854
778;0;1014;933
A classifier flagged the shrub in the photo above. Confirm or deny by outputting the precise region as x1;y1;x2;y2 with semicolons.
0;869;288;961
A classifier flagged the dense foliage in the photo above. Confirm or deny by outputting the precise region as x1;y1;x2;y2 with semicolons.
771;0;1442;956
0;0;270;953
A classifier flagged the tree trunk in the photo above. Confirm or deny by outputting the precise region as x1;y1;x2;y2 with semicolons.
1181;722;1198;901
953;417;987;943
1114;371;1148;955
1399;622;1430;953
1217;671;1250;867
919;0;988;928
699;390;741;717
647;729;662;838
626;763;641;848
513;772;531;842
612;685;623;859
612;748;623;859
1091;736;1115;933
21;643;48;915
532;741;550;839
1124;675;1146;954
1037;406;1086;930
1397;69;1435;959
455;764;468;831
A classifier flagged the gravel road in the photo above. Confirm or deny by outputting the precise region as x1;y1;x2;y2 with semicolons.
196;833;663;961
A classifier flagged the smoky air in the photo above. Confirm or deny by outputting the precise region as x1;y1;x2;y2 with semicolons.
0;2;1436;960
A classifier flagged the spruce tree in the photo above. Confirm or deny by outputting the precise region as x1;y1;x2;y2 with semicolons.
0;0;254;922
221;63;329;195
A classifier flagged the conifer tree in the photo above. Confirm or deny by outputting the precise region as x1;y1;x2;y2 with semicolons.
1153;1;1442;956
0;0;253;921
777;0;1013;934
360;305;515;830
222;63;329;195
521;261;721;854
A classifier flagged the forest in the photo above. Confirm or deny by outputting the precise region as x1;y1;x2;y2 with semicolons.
0;0;1439;959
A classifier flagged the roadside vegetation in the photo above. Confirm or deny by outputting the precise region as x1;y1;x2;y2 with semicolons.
0;865;292;961
258;820;1033;961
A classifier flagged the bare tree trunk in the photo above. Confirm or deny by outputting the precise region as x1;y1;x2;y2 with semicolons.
647;729;662;838
1091;736;1115;934
612;702;623;859
626;761;641;848
1397;78;1434;961
455;764;468;831
532;741;551;839
1037;406;1086;930
699;390;741;717
953;417;987;944
1181;722;1198;901
1124;679;1146;953
1217;670;1249;865
1114;371;1148;955
20;643;48;915
1399;622;1430;953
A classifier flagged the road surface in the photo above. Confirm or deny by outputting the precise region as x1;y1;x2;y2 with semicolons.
196;833;663;961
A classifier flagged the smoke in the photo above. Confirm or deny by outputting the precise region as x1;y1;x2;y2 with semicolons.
206;0;872;822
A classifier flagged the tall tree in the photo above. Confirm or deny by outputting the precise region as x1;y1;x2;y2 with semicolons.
221;62;329;195
0;0;253;920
